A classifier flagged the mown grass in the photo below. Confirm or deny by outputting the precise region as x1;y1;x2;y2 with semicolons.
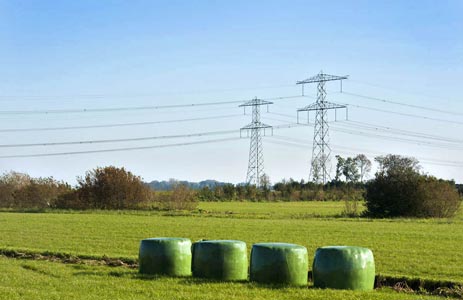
0;256;443;300
0;201;462;283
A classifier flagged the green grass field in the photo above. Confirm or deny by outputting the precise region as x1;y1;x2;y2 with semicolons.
0;257;442;300
0;201;462;299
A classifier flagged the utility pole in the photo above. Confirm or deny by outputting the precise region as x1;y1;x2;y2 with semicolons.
240;98;273;187
296;71;348;184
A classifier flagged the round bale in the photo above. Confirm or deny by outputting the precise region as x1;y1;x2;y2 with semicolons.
138;237;192;276
250;243;308;286
192;240;248;281
313;246;375;290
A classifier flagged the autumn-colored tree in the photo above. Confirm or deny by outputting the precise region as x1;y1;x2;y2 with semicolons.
76;166;153;209
0;171;72;209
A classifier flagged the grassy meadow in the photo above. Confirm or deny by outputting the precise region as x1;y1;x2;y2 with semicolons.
0;201;462;299
0;256;444;300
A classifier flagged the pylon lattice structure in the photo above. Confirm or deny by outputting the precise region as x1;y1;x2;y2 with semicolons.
240;98;273;187
296;72;348;184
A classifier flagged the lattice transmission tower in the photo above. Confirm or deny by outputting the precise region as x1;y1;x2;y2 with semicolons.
296;71;348;184
239;98;273;187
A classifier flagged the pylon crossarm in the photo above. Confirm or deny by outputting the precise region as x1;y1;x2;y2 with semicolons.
239;98;273;107
298;101;347;112
296;73;348;84
240;122;272;130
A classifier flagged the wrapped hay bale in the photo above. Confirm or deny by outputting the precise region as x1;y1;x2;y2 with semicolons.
313;246;375;290
138;237;192;276
250;243;308;286
192;240;248;281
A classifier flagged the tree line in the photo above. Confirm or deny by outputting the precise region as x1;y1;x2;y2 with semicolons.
0;166;196;211
0;153;461;218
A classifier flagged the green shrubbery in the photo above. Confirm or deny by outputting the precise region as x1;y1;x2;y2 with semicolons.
365;155;461;218
196;180;365;202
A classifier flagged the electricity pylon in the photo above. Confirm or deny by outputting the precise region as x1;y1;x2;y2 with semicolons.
296;71;348;184
240;98;273;187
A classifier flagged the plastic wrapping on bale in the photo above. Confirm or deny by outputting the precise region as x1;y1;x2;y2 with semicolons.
192;240;248;281
313;246;375;290
250;243;308;286
138;237;192;276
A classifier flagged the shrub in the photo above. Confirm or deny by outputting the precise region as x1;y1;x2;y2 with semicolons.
415;177;461;218
72;166;153;209
365;155;460;218
155;184;198;210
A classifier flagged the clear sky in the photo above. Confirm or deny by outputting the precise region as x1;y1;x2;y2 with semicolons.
0;0;462;184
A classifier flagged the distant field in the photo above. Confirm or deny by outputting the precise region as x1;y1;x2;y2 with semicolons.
197;201;355;218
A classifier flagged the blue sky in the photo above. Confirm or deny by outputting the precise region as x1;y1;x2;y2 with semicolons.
0;0;462;184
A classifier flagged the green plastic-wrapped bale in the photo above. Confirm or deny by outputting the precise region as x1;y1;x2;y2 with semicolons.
138;237;192;276
192;240;248;281
250;243;308;286
313;246;375;290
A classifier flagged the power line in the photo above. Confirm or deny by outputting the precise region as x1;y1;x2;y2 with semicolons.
271;122;463;151
339;120;463;144
0;83;296;102
342;91;463;116
330;126;463;150
0;95;304;115
0;119;306;149
0;114;243;133
269;135;463;167
347;79;457;104
0;137;242;159
341;102;463;126
0;129;239;148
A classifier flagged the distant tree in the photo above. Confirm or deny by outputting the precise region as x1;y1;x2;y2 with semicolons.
456;184;463;197
334;155;345;182
244;184;258;201
375;154;420;176
0;172;30;207
200;186;214;201
354;154;372;182
334;155;360;182
343;157;360;182
311;159;322;183
259;174;271;200
222;184;236;200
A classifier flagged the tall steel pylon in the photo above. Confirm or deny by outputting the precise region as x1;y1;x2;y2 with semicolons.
240;98;273;187
296;71;348;184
